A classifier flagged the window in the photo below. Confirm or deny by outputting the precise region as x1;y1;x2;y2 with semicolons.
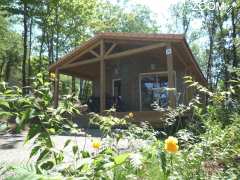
139;72;170;111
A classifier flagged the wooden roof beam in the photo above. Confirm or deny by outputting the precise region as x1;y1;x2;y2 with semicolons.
172;47;188;67
181;41;206;83
65;41;101;65
90;50;100;57
60;58;100;70
59;70;95;80
105;42;167;59
105;43;117;56
60;42;167;70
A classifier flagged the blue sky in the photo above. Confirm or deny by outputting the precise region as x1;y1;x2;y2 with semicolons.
129;0;184;18
110;0;203;34
110;0;185;31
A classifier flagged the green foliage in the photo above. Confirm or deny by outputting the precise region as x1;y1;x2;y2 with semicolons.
91;1;159;33
0;13;22;83
0;73;81;173
2;72;240;179
90;108;127;136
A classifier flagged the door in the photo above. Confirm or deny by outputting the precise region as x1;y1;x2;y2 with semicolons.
112;79;121;97
139;72;168;111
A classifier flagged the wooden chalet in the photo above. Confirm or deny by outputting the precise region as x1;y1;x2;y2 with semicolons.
49;32;206;126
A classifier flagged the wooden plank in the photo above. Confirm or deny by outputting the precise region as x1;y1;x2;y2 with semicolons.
90;50;100;57
100;39;106;113
54;69;60;108
60;70;95;80
60;43;166;70
106;42;166;60
172;47;188;67
166;45;176;108
59;58;100;70
105;43;117;56
182;42;206;84
61;41;101;68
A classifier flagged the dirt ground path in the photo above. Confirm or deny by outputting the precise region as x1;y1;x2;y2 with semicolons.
0;130;132;166
0;130;103;165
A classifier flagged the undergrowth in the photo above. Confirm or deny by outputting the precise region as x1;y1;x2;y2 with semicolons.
0;70;240;179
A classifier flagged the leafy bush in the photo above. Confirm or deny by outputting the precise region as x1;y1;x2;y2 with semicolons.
0;71;240;179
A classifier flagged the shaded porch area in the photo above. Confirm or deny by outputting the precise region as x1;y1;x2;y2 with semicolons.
49;33;207;126
52;37;178;112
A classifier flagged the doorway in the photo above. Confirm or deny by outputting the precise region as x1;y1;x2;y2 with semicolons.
112;79;121;97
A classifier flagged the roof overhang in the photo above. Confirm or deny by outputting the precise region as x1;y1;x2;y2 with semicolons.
49;32;207;84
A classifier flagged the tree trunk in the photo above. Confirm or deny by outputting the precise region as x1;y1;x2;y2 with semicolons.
72;77;75;95
51;30;54;63
4;60;11;82
0;60;5;81
79;79;85;101
46;30;54;65
47;32;51;65
206;34;213;90
28;17;33;88
231;3;238;67
39;29;45;66
216;3;229;89
22;1;28;94
55;3;59;61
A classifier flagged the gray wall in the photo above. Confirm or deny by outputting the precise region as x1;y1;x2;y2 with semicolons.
92;48;187;111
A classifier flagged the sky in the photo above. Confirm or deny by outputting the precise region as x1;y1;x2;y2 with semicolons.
110;0;203;33
130;0;185;31
13;0;185;35
123;0;206;44
130;0;184;18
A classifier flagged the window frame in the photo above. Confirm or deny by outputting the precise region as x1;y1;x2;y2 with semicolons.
112;78;121;96
138;71;176;111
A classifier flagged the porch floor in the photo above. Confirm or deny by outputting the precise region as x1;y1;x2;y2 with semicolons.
114;111;166;127
74;110;192;129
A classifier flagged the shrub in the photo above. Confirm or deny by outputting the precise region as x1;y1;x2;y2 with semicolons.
0;71;240;179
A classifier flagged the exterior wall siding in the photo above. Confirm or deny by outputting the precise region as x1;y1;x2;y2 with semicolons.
92;48;189;111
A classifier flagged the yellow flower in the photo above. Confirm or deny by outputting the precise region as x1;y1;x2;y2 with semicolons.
164;136;179;153
128;112;134;118
92;139;101;149
50;73;56;79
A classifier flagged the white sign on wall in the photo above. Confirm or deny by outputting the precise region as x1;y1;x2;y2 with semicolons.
166;48;172;55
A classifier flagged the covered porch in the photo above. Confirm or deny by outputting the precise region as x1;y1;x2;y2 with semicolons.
49;33;206;124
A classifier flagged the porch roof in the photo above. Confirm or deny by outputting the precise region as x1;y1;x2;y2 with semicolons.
49;32;207;84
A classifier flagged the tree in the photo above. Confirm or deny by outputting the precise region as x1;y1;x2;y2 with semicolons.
0;0;43;92
0;13;22;83
168;1;198;36
91;1;159;33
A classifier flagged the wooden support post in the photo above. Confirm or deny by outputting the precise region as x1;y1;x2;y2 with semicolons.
105;43;117;56
72;76;75;95
100;39;106;113
184;67;189;105
166;45;176;108
54;69;60;108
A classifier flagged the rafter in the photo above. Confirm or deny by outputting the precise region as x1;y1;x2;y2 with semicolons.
106;43;166;60
105;43;117;56
60;58;99;69
64;41;101;65
172;47;188;67
60;42;166;70
60;70;95;80
90;49;100;57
